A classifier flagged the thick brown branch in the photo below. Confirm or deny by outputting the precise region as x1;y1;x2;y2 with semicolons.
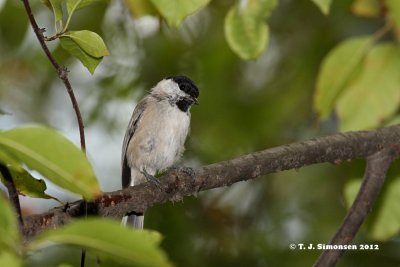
21;0;86;151
313;146;400;267
22;125;400;239
0;164;23;226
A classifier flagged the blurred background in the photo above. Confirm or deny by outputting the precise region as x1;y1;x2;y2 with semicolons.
1;0;400;266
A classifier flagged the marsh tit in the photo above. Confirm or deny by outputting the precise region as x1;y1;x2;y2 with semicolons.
121;75;199;229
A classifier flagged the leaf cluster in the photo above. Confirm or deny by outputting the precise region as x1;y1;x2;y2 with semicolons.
42;0;109;73
0;126;171;267
314;0;400;244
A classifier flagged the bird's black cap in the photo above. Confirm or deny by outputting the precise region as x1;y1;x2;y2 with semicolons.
166;75;199;99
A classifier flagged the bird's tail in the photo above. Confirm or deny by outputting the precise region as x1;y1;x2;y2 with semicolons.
121;167;149;229
122;212;144;229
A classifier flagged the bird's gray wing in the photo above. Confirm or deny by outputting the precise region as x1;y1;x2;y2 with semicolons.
121;99;148;188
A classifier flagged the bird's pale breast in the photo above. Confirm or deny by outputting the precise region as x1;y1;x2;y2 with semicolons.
126;99;190;173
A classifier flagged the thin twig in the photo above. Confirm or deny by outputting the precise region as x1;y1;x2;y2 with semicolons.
81;200;88;267
21;0;86;152
0;164;24;226
371;21;392;41
21;3;88;265
80;249;86;267
313;146;400;267
44;30;67;42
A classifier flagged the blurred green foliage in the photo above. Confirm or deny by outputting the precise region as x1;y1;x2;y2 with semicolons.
1;0;400;266
29;219;173;267
0;126;100;200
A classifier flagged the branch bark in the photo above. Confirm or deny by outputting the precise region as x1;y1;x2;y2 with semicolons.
21;125;400;240
313;146;400;267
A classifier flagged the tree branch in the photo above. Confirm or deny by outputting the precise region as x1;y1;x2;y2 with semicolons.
21;125;400;240
0;164;24;226
21;0;86;151
313;145;400;267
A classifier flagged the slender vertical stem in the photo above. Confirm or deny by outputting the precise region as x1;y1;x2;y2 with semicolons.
0;165;24;226
80;249;86;267
21;2;88;265
21;0;86;152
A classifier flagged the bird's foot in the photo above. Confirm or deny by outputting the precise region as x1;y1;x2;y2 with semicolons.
141;168;162;188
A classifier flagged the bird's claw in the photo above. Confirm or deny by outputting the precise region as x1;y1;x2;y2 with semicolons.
141;168;162;188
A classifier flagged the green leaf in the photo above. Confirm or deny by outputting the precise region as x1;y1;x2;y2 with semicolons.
369;177;400;240
49;0;64;30
0;168;61;202
124;0;159;18
344;177;400;240
337;43;400;131
0;150;22;172
150;0;210;27
63;30;109;58
30;219;173;267
311;0;333;15
385;0;400;29
0;126;100;200
351;0;380;17
314;36;373;118
40;0;52;9
60;36;102;74
66;0;81;14
0;251;22;267
0;195;19;252
224;0;277;60
40;0;63;30
66;0;100;16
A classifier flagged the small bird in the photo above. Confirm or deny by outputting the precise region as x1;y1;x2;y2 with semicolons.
121;75;199;229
